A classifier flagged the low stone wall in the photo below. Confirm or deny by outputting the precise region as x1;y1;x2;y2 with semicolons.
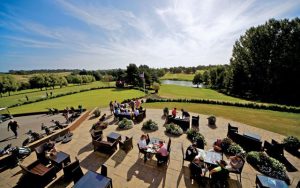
26;110;90;150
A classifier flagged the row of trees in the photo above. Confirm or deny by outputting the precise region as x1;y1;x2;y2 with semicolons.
193;18;300;105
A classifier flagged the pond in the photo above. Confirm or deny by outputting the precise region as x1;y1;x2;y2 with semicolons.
161;80;202;87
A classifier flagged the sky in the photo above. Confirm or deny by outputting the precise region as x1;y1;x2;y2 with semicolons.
0;0;299;72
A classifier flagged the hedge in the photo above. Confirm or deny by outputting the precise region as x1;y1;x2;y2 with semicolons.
145;98;300;113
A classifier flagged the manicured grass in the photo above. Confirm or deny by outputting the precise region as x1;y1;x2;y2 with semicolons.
158;84;249;103
9;88;145;114
143;102;300;137
160;73;195;81
0;81;114;107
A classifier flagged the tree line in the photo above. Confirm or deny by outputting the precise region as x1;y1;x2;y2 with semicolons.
193;18;300;105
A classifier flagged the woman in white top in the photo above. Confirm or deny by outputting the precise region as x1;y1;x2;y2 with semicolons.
138;134;147;149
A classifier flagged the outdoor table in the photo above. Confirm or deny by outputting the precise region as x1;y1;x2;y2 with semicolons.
107;132;121;143
74;170;113;188
196;149;222;166
256;174;288;188
145;138;162;154
48;151;70;170
243;132;261;141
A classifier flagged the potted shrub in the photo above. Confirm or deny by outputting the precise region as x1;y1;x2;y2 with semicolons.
93;108;101;117
247;151;290;184
142;119;158;131
221;137;233;152
186;128;207;145
207;115;216;125
118;118;133;130
163;107;169;116
227;143;244;156
165;123;183;136
282;136;300;153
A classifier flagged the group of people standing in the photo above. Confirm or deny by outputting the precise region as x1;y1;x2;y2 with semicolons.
109;99;143;117
171;107;190;118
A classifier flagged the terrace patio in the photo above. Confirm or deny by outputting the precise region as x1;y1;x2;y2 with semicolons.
0;108;299;188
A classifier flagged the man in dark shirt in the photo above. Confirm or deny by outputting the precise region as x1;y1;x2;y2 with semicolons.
181;109;190;118
8;120;19;138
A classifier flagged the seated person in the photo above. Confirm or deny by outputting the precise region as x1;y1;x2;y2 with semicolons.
45;141;57;156
185;142;199;161
99;113;106;122
155;141;169;164
138;134;149;161
209;160;229;183
114;107;120;115
125;110;131;116
172;108;177;117
213;139;223;152
181;109;190;118
190;156;206;185
225;154;244;172
134;108;139;116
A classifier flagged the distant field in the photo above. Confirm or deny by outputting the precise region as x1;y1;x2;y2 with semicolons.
160;73;195;81
144;102;300;137
0;72;72;82
158;84;249;103
9;88;145;114
0;81;114;107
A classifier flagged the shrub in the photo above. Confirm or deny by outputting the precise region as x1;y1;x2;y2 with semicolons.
221;137;233;151
282;136;300;151
246;151;290;184
186;128;206;145
93;108;101;117
118;118;133;129
207;115;216;125
227;143;244;156
165;123;183;136
142;119;158;131
163;107;169;116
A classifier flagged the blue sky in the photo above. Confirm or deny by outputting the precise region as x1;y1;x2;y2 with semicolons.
0;0;299;72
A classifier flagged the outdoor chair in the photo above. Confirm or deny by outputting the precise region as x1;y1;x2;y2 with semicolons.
20;160;56;186
72;165;84;184
119;136;133;153
227;123;238;136
63;157;80;181
211;167;229;188
100;164;108;176
167;138;171;152
196;139;204;150
192;115;199;127
93;138;118;155
34;143;49;165
229;157;245;183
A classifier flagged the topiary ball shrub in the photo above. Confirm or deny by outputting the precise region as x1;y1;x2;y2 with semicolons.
186;128;207;145
165;123;183;136
227;143;244;156
282;136;300;152
93;108;101;117
221;137;233;152
118;118;133;130
142;119;158;131
247;151;290;184
207;115;216;125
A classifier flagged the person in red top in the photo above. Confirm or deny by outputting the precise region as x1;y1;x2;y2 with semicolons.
155;141;169;165
172;108;177;117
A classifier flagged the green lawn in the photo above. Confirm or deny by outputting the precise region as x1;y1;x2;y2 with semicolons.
143;102;300;138
0;81;114;107
158;84;249;103
160;73;195;81
9;88;145;114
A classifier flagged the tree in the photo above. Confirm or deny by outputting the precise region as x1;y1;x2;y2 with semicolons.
126;64;140;86
192;73;203;88
153;82;160;93
1;75;18;96
29;75;45;90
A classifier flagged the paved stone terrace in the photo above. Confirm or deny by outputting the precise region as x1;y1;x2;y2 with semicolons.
0;108;299;188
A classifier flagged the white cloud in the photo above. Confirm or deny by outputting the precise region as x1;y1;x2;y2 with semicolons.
1;0;300;70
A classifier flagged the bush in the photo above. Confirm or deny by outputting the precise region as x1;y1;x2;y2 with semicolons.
165;123;183;136
282;136;300;151
227;143;244;156
207;115;216;125
142;119;158;131
186;128;206;145
93;108;101;117
118;118;133;130
221;137;233;151
247;151;290;184
163;107;169;116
